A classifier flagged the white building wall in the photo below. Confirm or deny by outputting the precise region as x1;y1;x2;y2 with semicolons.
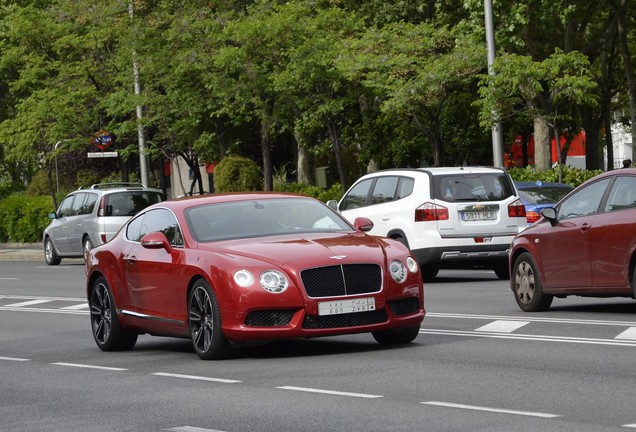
169;157;212;199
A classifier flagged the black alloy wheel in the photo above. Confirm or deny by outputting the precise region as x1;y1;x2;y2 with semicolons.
188;279;232;360
89;276;137;351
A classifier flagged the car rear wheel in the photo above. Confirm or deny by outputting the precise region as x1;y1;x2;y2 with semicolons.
372;325;420;345
89;276;137;351
44;237;61;266
83;237;93;262
188;280;232;360
512;252;553;312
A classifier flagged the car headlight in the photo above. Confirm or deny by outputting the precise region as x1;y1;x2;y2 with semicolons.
234;270;254;287
390;259;407;283
260;270;288;293
406;256;418;273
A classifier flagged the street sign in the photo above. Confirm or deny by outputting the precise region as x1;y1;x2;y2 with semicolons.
87;151;118;158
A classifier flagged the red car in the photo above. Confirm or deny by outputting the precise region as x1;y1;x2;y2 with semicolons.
86;193;425;359
510;169;636;311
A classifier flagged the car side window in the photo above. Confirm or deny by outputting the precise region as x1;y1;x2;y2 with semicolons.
81;193;98;215
397;177;414;199
558;178;610;220
139;209;184;247
58;195;75;217
371;176;399;205
604;176;636;212
341;179;373;210
70;193;87;216
126;214;145;242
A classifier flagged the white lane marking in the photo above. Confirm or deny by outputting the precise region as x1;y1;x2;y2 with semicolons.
51;362;128;371
277;386;382;399
0;278;19;280
623;424;636;428
0;356;30;362
615;327;636;340
165;427;227;432
0;307;87;315
427;312;636;327
0;295;84;301
60;303;89;310
421;401;559;418
152;372;241;384
475;320;529;333
421;329;636;347
4;299;52;307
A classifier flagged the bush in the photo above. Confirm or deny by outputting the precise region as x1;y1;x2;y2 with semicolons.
214;155;263;192
508;166;603;188
274;182;343;202
0;194;54;243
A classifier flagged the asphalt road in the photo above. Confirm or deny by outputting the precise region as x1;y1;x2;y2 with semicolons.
2;262;636;432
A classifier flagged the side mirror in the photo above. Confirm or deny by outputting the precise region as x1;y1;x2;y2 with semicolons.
541;207;557;225
326;200;339;211
140;231;172;253
48;212;57;220
353;217;374;232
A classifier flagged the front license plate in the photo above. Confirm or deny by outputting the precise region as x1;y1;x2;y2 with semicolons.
318;297;376;316
461;211;496;221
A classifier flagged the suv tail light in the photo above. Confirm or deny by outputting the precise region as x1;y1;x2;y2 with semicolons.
525;211;540;224
508;199;526;218
97;197;106;217
415;202;449;221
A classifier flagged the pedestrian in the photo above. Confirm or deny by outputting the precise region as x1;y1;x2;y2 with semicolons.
623;159;632;168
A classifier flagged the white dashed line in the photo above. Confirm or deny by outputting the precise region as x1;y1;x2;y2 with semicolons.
152;372;241;384
277;386;382;399
60;303;89;310
475;320;530;333
165;427;227;432
51;362;128;371
5;299;52;307
615;327;636;341
0;356;30;362
421;401;560;418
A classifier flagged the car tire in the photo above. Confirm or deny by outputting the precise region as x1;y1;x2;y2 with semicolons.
372;325;420;345
89;276;138;351
44;237;61;266
188;279;232;360
83;236;93;262
512;252;553;312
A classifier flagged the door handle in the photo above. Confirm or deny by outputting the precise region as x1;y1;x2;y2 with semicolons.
124;255;137;264
580;223;590;232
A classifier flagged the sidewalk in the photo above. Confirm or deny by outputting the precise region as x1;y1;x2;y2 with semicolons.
0;243;45;261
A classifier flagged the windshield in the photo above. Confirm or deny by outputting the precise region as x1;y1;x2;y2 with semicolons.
186;198;354;242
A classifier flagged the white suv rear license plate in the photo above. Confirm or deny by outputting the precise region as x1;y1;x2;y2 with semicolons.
318;297;376;316
461;211;497;221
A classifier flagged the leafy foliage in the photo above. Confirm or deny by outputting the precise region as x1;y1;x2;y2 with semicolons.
0;194;52;242
214;155;263;192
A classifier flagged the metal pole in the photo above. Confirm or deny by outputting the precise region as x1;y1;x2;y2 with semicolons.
54;141;63;194
484;0;504;168
129;2;150;187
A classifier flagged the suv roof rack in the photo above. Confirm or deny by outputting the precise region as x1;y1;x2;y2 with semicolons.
86;182;145;190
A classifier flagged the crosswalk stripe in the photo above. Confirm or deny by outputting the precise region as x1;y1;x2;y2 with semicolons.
615;327;636;341
475;320;530;333
4;299;52;307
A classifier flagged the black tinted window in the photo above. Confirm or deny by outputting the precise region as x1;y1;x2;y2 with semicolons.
105;191;163;217
341;179;373;210
140;209;183;246
435;173;513;202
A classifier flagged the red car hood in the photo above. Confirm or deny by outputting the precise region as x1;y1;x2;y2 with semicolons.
196;232;387;267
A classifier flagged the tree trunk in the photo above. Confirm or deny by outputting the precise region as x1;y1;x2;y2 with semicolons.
294;132;311;184
533;117;551;171
261;120;273;191
327;121;347;190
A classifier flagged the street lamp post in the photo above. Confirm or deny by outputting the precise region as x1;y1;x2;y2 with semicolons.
54;140;63;194
484;0;504;168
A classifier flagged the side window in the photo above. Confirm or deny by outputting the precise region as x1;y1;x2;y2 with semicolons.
371;177;399;205
604;176;636;212
340;179;373;210
58;195;76;218
558;178;610;220
126;214;145;242
397;177;414;199
71;193;89;216
139;209;183;246
81;193;98;215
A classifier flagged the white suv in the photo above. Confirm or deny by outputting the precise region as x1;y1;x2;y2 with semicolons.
333;167;527;279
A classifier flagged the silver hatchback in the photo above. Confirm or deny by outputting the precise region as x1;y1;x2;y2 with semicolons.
43;183;163;265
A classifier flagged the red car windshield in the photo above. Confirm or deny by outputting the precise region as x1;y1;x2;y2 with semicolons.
185;198;354;242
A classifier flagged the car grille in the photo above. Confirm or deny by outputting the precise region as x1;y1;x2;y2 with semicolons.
302;309;388;329
300;264;382;298
245;310;295;327
387;298;420;316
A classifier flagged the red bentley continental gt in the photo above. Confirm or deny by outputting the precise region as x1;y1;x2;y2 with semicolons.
86;193;425;359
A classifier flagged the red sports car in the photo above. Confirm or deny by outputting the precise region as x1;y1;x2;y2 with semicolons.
86;192;425;359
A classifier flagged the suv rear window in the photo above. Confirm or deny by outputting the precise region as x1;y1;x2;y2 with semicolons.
435;173;514;202
104;191;163;217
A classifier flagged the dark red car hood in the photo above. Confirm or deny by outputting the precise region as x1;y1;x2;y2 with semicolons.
196;231;388;267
